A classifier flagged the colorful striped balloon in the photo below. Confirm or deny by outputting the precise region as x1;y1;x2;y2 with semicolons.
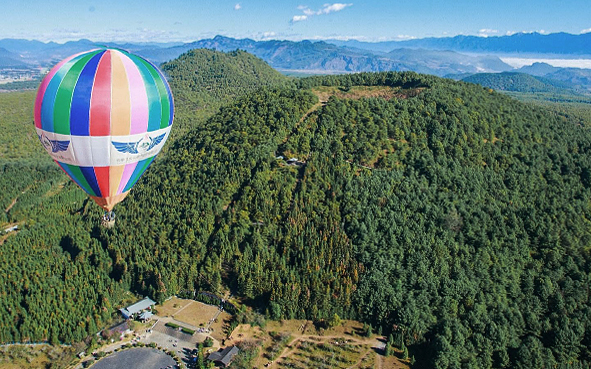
34;48;174;211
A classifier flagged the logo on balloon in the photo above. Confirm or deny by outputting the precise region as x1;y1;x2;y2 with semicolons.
112;133;166;154
38;133;70;153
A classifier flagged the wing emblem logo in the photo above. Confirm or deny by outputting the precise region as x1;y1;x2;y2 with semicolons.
112;133;166;154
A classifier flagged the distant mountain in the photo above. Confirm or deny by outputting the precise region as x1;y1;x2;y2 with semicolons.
462;72;580;94
138;36;406;72
386;48;512;75
139;35;511;76
516;62;561;76
0;47;28;68
544;68;591;92
2;32;590;77
0;38;178;67
330;32;591;55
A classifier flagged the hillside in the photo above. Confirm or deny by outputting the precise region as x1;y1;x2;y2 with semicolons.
116;72;591;368
462;72;578;93
161;48;290;141
161;49;288;115
2;55;591;369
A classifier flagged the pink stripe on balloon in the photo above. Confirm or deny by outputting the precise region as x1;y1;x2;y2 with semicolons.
117;162;138;194
34;51;88;128
120;52;149;134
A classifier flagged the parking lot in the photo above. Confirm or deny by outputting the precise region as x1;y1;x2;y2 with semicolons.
90;347;175;369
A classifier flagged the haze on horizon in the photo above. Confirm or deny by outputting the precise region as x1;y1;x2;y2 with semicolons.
2;0;591;43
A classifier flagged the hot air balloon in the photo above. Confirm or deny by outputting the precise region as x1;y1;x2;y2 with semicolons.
34;48;174;227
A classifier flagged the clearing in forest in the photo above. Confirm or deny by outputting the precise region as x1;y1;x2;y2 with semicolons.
311;85;422;103
225;320;410;369
157;297;232;341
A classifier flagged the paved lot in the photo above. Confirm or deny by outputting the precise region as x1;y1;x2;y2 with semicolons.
140;320;213;363
90;347;174;369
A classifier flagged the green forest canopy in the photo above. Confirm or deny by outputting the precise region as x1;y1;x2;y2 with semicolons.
1;50;591;368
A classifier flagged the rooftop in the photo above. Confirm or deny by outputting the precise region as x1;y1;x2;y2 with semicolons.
120;297;156;318
208;346;240;367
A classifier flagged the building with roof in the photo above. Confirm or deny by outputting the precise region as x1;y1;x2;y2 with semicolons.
119;297;156;319
207;346;240;367
139;310;153;322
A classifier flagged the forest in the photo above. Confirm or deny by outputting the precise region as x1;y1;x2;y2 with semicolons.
1;49;591;368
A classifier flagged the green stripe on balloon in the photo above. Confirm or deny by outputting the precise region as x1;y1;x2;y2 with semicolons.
53;51;102;135
41;53;89;133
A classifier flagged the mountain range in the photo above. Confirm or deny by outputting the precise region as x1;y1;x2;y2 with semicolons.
329;32;591;55
1;32;591;85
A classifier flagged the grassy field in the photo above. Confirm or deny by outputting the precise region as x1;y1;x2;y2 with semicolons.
312;85;422;103
227;320;410;369
0;344;77;369
157;297;231;341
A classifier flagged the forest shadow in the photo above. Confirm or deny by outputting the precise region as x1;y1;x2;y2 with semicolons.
60;235;80;260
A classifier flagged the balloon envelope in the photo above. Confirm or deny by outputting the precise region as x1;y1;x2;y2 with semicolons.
34;48;174;211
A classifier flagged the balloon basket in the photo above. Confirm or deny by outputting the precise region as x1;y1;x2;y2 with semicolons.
101;211;116;228
101;218;116;228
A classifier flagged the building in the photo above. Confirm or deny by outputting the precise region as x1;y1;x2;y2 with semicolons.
207;346;240;368
139;310;153;322
3;225;18;233
119;297;156;319
102;321;132;340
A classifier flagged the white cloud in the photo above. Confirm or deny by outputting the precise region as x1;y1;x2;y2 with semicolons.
478;28;498;37
582;28;591;34
234;3;241;10
262;31;276;39
292;3;352;23
292;15;308;22
505;29;549;36
319;3;352;14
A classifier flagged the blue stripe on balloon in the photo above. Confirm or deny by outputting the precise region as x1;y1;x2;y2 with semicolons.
80;166;102;197
40;53;88;133
57;162;97;197
123;156;155;193
70;50;106;136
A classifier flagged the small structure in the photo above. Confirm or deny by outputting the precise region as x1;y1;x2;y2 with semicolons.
286;157;304;166
103;321;132;340
3;225;18;233
207;346;240;368
119;297;156;320
139;310;153;322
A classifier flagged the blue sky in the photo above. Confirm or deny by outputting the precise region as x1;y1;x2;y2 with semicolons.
2;0;591;43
